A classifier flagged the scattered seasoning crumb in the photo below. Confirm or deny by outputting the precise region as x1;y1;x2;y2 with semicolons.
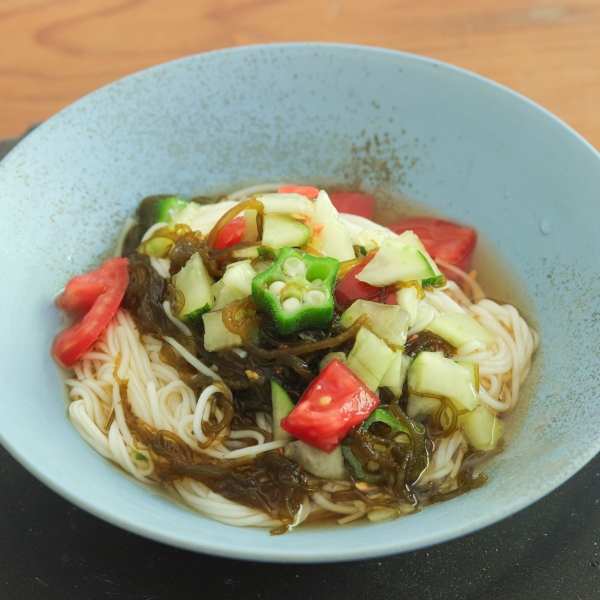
245;370;260;380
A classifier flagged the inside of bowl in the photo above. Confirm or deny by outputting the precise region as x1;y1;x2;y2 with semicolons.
0;44;599;561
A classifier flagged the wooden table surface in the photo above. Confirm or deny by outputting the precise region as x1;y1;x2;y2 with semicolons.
1;0;599;149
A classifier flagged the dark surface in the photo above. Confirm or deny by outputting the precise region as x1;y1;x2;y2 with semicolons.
1;443;599;600
2;132;600;600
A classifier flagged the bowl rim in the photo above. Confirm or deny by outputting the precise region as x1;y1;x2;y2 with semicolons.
2;41;600;562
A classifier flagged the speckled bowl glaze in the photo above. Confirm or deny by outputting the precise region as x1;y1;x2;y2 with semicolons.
0;44;598;562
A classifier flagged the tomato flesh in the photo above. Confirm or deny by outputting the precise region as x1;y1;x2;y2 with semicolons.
53;257;129;368
214;216;246;250
389;216;477;272
281;359;380;452
329;191;375;220
277;185;319;199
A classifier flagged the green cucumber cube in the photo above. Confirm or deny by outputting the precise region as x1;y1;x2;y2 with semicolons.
380;352;411;397
426;313;497;348
262;214;311;248
222;260;256;297
406;394;441;421
346;327;395;390
407;351;478;412
202;310;242;352
395;230;445;286
460;404;504;451
284;441;346;479
340;300;410;346
356;239;434;287
308;191;356;262
172;252;214;321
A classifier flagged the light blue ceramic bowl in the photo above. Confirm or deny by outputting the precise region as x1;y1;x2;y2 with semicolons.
0;44;598;562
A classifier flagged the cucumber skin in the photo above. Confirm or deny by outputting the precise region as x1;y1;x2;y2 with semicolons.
271;382;295;441
185;303;212;323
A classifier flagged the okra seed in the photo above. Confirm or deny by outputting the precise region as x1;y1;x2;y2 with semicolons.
282;257;306;277
282;297;301;312
311;278;323;285
305;290;325;305
319;395;332;406
269;281;286;294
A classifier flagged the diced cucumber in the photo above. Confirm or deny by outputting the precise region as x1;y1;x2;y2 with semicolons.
157;196;189;223
285;440;346;479
406;394;441;421
308;191;356;262
426;313;497;348
340;300;410;347
396;230;445;287
169;200;206;226
172;252;214;321
222;260;256;297
395;285;421;328
380;352;411;397
353;228;396;252
258;193;316;218
460;404;504;451
407;351;478;412
262;214;311;248
346;327;395;390
180;200;239;235
202;310;242;352
319;351;347;372
212;280;244;310
456;360;480;393
412;302;436;333
271;381;295;441
356;240;434;287
229;245;261;260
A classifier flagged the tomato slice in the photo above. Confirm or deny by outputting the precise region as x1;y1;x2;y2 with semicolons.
280;359;380;452
389;216;477;272
214;216;246;250
329;191;375;220
53;257;129;368
334;259;397;308
277;185;319;199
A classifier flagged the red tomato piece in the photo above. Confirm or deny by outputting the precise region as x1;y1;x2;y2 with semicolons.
277;185;319;199
281;359;380;453
334;259;396;308
214;216;246;250
53;257;129;368
389;216;477;272
329;191;375;220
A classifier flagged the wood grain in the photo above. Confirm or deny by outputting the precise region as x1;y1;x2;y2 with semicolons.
1;0;599;148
